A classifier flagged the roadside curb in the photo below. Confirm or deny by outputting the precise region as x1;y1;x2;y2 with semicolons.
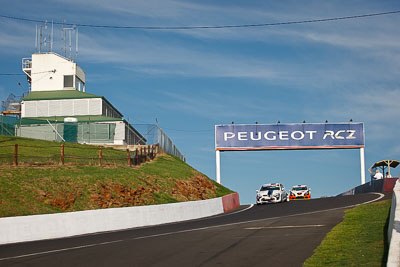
387;180;400;266
0;193;240;245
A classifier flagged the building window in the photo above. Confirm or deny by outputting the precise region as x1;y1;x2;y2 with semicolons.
64;75;73;88
75;76;85;91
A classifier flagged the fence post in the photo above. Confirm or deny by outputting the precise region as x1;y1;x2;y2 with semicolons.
135;148;139;165
127;148;131;167
148;146;151;161
61;144;65;165
99;147;103;166
14;144;18;166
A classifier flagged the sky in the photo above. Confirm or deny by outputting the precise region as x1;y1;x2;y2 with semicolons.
1;0;400;204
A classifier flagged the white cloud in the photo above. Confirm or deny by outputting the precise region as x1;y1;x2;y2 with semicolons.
315;87;400;153
156;90;287;121
0;21;34;52
2;1;400;87
76;30;281;80
55;0;281;25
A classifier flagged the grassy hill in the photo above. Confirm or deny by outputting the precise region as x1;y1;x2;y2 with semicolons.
0;135;234;218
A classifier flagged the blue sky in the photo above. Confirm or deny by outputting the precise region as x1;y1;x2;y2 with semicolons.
1;0;400;204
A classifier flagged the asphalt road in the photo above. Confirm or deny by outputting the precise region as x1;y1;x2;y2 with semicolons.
0;193;387;267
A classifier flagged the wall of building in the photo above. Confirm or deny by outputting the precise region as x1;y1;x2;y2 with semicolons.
16;120;145;146
30;53;85;92
78;122;116;144
17;122;118;144
21;98;124;119
22;98;103;117
102;100;122;119
125;124;146;145
114;121;126;145
17;124;64;142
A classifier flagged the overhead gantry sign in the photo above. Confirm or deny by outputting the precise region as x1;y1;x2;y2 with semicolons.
215;122;365;184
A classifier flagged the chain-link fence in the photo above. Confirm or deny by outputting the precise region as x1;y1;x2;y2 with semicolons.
0;117;185;162
0;116;17;136
132;124;185;162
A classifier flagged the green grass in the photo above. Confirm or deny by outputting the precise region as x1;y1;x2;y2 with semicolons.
0;135;129;165
0;135;235;217
303;199;391;266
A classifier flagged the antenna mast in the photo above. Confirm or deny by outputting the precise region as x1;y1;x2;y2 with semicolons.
32;20;78;60
61;20;79;61
35;21;54;53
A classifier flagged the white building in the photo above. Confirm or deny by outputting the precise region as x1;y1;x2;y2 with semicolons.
22;52;86;92
18;52;145;145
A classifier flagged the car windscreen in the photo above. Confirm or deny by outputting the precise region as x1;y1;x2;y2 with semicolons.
293;187;307;191
261;186;280;191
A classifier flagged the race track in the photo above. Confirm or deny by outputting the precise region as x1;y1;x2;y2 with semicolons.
0;193;386;267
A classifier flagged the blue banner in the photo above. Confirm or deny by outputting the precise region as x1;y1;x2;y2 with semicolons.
215;123;364;150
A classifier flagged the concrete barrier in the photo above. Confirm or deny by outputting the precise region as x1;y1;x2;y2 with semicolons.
339;178;398;196
222;192;240;212
387;180;400;266
0;193;240;245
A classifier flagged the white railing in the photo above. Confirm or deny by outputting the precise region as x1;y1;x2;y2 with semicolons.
22;58;32;69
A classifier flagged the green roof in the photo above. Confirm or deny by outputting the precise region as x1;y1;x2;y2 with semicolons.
23;90;102;101
21;115;122;125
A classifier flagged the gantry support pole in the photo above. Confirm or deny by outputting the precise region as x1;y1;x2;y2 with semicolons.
360;147;366;184
216;150;221;184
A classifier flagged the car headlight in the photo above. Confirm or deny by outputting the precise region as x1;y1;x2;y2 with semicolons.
273;193;280;198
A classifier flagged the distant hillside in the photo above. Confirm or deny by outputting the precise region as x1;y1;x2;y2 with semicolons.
0;135;234;218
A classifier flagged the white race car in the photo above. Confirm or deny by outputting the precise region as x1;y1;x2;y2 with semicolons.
289;185;311;200
256;183;290;204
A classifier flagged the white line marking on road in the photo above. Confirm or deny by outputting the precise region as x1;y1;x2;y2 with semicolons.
245;225;325;230
0;240;123;261
355;193;385;205
0;205;255;262
233;204;254;214
219;204;254;216
0;192;385;262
